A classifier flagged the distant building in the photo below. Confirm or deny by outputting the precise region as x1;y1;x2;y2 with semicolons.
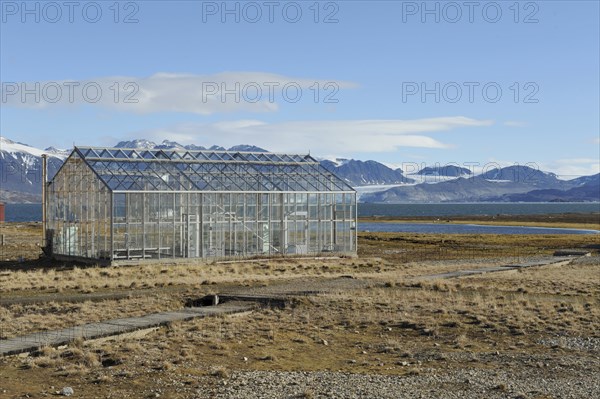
45;147;357;263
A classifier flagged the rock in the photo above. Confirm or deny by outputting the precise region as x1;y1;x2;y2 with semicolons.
61;387;74;396
321;339;328;346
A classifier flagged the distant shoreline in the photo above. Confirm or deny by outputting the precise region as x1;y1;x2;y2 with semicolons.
359;212;600;230
3;203;600;229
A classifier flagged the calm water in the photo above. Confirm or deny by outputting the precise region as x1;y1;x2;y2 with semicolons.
4;202;600;235
4;204;43;223
358;203;600;217
359;222;599;235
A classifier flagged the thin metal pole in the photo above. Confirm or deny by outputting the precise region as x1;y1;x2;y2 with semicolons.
199;193;203;258
110;191;114;261
354;193;358;253
158;194;161;260
142;192;146;259
41;154;47;249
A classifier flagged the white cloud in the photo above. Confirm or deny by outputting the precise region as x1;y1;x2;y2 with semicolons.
1;72;358;115
131;116;493;154
540;158;600;179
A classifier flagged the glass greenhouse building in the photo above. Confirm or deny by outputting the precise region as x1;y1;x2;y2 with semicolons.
45;147;357;263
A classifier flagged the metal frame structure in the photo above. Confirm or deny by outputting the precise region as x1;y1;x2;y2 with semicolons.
46;147;357;262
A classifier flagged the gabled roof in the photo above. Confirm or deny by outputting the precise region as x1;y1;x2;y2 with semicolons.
70;147;355;193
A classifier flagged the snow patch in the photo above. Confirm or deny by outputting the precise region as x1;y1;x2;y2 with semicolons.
316;156;351;167
0;136;67;159
484;179;513;183
406;174;466;185
354;183;411;199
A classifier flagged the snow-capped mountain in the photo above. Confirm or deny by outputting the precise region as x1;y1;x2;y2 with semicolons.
0;137;69;159
114;139;157;149
0;137;272;202
1;136;598;203
416;165;472;177
320;159;414;186
361;165;597;203
114;139;268;153
0;137;67;202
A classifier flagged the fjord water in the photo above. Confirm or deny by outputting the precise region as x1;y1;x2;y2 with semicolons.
4;203;599;234
4;204;43;223
358;203;599;234
358;203;600;217
358;222;599;235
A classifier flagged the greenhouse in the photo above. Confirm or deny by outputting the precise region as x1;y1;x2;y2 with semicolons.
45;147;357;263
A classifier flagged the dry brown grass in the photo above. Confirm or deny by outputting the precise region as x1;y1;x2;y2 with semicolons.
1;260;598;397
458;258;600;295
0;220;598;397
360;212;600;230
359;231;599;262
0;222;42;261
23;271;591;381
0;257;373;295
0;294;182;339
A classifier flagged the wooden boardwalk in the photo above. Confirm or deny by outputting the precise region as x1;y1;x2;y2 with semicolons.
0;255;578;357
414;256;574;281
0;302;255;357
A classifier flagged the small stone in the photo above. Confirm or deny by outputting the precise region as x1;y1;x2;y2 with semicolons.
61;387;74;397
243;357;248;362
322;339;328;346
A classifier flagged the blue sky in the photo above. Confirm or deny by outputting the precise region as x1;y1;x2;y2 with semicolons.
1;0;599;177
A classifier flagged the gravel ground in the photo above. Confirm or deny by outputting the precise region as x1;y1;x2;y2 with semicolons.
539;336;600;352
195;367;600;399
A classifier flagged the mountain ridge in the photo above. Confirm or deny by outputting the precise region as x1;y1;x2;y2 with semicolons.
360;168;595;203
1;136;598;203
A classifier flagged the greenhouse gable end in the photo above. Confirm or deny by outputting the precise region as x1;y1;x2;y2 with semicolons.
45;147;357;263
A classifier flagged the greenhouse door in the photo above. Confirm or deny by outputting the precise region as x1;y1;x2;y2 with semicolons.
284;211;308;254
183;214;200;258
